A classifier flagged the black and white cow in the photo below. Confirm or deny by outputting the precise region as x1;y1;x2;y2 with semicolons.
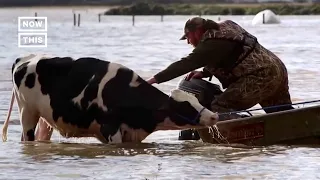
2;54;219;144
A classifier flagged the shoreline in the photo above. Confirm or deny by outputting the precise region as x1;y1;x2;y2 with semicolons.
1;3;320;16
0;5;116;9
0;2;316;8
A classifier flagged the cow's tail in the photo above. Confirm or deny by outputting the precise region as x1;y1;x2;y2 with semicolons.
2;89;15;142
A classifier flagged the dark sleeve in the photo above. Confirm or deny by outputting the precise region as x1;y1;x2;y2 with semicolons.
153;39;240;84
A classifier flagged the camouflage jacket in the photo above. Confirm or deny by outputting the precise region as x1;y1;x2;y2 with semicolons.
201;20;258;88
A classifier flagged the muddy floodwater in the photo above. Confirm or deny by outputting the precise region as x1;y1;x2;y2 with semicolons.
0;7;320;179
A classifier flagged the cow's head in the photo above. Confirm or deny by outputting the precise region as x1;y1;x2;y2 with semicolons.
157;89;218;130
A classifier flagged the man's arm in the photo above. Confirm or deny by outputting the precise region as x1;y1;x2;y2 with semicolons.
153;39;241;84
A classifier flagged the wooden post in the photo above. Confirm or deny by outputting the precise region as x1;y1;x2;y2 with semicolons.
73;13;76;26
98;14;101;22
132;14;135;26
78;13;80;27
35;12;37;21
263;13;265;24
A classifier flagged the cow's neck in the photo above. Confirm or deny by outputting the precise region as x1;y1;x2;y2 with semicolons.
120;123;151;143
130;78;171;109
119;108;179;143
147;87;185;126
114;97;175;143
116;82;181;142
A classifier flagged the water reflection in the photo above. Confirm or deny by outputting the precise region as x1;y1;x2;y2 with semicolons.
20;140;292;164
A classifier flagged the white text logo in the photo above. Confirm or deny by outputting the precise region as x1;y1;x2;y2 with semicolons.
18;17;47;48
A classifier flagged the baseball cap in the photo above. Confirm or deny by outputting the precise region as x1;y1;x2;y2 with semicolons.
179;17;206;40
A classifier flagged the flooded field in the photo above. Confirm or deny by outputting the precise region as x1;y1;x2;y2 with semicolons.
0;7;319;179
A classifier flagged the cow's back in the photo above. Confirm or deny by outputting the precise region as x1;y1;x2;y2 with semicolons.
13;56;72;124
47;57;140;129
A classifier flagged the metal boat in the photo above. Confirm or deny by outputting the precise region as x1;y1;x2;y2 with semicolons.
177;78;320;146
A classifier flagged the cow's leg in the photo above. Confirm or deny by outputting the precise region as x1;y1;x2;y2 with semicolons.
99;124;122;144
20;107;39;141
35;118;53;141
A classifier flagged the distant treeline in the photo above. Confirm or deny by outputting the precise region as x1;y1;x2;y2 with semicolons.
0;0;314;7
1;0;319;15
103;2;320;15
0;0;233;7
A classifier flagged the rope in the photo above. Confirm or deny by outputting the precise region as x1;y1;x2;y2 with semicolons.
218;99;320;116
175;107;206;125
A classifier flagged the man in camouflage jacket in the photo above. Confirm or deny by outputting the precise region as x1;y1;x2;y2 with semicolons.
146;17;294;142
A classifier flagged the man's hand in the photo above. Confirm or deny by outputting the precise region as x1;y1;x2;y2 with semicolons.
185;71;204;81
146;77;157;84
